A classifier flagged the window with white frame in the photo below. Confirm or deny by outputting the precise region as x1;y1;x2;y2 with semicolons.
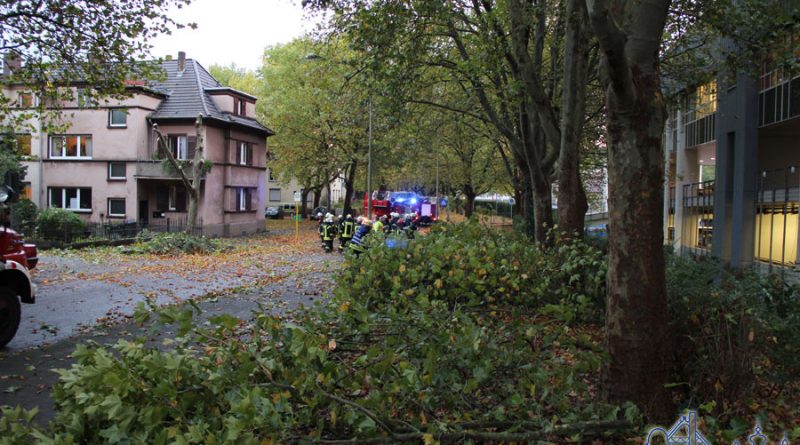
269;188;281;202
238;141;251;165
49;135;92;159
108;109;128;127
49;187;91;212
236;187;253;211
169;135;188;160
107;198;126;217
108;162;126;180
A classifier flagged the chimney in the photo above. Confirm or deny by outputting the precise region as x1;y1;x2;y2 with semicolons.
3;52;21;77
178;51;186;72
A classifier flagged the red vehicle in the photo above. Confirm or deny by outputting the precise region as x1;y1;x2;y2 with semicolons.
362;191;438;224
0;186;38;348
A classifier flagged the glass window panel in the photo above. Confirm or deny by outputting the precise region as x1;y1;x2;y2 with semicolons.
79;188;91;210
109;162;125;179
109;109;127;126
269;188;281;202
108;198;125;216
65;136;78;157
50;188;63;208
65;188;78;209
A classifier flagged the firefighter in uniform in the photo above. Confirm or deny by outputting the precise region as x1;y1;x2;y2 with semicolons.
339;214;355;251
372;215;384;234
319;213;338;252
348;218;372;256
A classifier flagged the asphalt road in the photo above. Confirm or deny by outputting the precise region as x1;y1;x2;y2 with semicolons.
0;227;343;425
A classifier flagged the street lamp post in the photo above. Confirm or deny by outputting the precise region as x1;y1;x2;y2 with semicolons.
367;96;373;219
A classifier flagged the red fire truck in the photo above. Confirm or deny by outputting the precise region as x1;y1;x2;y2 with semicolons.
362;191;438;225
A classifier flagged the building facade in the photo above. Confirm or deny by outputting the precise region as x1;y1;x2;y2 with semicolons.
665;47;800;271
4;53;274;236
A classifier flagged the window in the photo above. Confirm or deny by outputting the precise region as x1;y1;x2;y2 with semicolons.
234;97;245;116
49;187;91;212
168;185;187;212
109;109;127;127
269;188;281;202
237;141;251;165
107;198;126;217
166;135;195;160
18;92;33;108
76;88;95;108
236;187;253;211
108;162;126;180
268;169;276;181
50;135;92;158
15;134;32;156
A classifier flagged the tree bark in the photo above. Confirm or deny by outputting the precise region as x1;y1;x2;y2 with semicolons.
342;160;357;216
532;177;554;244
152;115;205;234
312;185;322;210
587;0;674;422
463;185;476;218
300;188;310;218
557;0;590;238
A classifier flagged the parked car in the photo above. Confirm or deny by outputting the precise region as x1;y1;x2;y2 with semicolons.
265;206;284;219
311;207;328;220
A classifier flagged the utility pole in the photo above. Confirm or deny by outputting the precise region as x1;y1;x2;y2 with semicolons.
367;96;373;219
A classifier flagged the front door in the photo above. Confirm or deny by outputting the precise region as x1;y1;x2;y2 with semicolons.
139;200;148;225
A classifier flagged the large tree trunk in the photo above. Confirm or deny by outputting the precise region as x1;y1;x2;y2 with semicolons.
342;160;357;216
532;177;553;244
153;115;205;235
312;185;322;210
556;0;590;238
300;188;310;218
588;0;673;422
463;185;476;218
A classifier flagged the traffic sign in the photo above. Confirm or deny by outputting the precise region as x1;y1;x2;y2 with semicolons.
293;191;301;203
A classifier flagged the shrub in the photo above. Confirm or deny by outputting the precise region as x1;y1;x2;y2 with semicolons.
126;230;226;255
10;198;38;235
36;208;86;242
666;254;800;419
340;221;606;320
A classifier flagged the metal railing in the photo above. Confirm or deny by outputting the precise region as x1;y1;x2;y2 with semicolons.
26;216;201;246
681;181;715;253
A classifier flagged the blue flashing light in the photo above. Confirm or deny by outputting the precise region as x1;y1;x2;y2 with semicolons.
410;198;418;205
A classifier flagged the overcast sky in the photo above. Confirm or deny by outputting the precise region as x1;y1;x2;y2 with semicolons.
148;0;316;71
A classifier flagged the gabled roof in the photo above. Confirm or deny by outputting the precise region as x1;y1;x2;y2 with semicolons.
147;59;274;137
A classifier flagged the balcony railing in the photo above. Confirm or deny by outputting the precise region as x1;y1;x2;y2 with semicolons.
684;113;716;148
681;180;715;252
135;159;207;180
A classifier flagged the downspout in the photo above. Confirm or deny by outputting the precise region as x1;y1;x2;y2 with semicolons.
37;117;44;208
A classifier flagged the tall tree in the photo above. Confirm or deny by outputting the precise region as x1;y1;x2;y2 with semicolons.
587;0;673;421
303;0;595;242
152;116;206;234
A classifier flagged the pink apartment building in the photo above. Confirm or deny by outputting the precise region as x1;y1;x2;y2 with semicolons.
9;53;274;236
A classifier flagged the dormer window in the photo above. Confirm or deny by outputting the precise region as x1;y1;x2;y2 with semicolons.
235;97;245;116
